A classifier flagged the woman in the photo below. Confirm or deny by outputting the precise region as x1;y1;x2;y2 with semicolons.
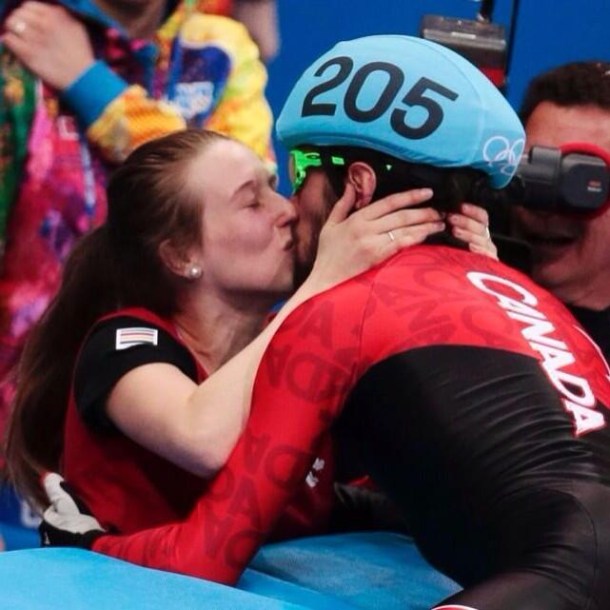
5;127;455;523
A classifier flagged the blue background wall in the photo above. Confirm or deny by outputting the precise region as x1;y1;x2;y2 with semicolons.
266;0;610;193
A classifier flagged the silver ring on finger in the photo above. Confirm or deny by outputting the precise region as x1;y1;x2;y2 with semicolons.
387;230;396;242
484;225;491;240
12;19;27;35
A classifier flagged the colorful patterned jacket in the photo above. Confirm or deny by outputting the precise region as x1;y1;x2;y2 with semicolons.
0;0;274;435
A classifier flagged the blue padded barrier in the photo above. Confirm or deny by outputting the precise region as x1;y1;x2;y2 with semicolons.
0;547;310;610
0;482;460;608
0;533;460;609
239;569;357;609
246;532;460;609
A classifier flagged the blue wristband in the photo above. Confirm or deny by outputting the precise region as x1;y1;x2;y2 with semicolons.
61;60;129;128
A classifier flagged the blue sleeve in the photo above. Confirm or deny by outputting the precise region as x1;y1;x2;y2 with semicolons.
61;60;129;128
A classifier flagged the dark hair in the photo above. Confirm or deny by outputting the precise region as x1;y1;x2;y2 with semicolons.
309;145;484;214
520;61;610;125
5;128;230;507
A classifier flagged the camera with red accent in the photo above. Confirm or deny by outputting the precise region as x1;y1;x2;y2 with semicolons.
474;143;610;216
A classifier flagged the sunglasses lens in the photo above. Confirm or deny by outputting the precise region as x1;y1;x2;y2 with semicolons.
290;150;318;193
288;150;347;193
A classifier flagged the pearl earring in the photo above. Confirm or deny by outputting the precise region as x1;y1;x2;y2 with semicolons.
187;265;202;280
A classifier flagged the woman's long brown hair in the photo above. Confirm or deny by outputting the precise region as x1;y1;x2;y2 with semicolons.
4;129;230;508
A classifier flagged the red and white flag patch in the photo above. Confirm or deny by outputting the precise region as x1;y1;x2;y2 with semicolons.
115;327;159;351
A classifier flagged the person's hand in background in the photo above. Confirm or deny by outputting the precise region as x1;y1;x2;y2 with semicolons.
2;1;94;90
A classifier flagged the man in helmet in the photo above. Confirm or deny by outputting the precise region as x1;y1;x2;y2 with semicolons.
40;36;610;610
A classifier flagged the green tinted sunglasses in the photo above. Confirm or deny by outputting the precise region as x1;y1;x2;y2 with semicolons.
289;149;396;194
289;149;346;193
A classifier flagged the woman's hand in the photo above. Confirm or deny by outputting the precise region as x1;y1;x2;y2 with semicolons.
308;184;444;291
447;202;497;259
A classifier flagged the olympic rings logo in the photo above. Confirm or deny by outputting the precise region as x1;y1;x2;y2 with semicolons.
482;136;526;178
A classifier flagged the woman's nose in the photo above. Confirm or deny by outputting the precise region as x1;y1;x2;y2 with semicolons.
276;193;299;226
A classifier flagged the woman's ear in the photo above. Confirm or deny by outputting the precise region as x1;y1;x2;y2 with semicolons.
159;240;202;280
346;162;377;209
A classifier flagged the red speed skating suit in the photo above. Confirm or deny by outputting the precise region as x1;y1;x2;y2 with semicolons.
91;246;610;610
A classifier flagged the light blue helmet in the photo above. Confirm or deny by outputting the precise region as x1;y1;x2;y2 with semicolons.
276;35;525;188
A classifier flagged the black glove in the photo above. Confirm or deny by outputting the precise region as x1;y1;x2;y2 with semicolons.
39;473;106;549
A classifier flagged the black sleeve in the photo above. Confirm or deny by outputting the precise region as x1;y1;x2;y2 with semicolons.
74;315;198;434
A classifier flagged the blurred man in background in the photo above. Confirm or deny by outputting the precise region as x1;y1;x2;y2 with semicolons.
501;61;610;358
